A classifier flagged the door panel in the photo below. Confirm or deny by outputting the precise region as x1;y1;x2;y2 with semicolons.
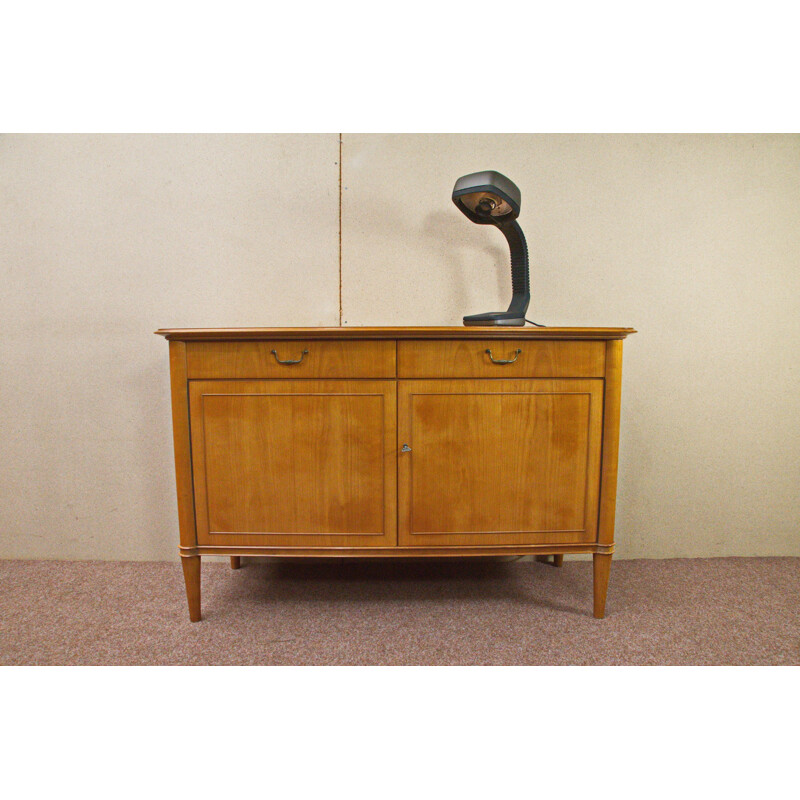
398;379;603;547
189;380;396;547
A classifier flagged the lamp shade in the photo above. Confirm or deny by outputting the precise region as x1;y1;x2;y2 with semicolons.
452;170;521;224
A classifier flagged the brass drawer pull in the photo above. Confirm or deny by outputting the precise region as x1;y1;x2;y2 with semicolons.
485;348;522;365
270;349;309;365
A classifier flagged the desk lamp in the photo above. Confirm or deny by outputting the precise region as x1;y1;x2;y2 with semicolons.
453;170;530;326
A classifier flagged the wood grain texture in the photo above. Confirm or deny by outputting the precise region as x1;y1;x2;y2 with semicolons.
156;326;636;341
168;341;197;548
598;340;624;546
189;380;397;548
186;339;396;379
159;328;633;621
398;338;605;378
398;379;603;547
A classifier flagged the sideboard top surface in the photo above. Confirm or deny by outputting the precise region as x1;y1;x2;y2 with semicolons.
155;326;636;342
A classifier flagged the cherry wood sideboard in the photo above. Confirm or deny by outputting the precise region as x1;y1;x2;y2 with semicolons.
156;326;635;621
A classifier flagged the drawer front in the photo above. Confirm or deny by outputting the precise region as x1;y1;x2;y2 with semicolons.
398;339;605;379
186;339;396;379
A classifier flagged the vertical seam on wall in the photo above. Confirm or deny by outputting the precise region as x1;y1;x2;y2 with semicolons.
338;133;343;326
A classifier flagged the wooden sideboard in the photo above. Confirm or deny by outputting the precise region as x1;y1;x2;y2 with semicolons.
156;326;635;621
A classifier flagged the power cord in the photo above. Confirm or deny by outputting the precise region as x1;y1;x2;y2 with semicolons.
525;319;546;327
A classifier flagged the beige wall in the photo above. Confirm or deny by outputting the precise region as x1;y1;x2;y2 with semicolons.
2;133;798;560
0;134;340;560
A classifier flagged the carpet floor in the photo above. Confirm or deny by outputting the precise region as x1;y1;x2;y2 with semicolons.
0;556;798;665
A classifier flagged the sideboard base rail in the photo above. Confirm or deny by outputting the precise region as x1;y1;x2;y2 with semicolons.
179;543;615;558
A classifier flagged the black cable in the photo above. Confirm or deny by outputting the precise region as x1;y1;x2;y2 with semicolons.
525;318;546;327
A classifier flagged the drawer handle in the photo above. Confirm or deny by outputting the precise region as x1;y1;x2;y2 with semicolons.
270;349;309;365
485;348;522;365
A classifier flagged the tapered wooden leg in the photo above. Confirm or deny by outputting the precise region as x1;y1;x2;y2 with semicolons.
593;553;612;618
230;556;241;569
181;555;201;622
536;554;564;567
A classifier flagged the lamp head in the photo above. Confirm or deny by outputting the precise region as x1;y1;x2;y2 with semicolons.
452;170;521;225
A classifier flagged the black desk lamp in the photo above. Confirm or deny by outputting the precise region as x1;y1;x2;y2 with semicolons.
453;170;530;327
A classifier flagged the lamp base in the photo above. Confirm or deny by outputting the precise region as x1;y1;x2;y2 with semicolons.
463;311;527;327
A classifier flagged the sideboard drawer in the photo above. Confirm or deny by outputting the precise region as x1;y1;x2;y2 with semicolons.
186;339;396;379
397;339;605;379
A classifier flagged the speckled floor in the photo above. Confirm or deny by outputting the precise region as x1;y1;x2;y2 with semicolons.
1;556;798;665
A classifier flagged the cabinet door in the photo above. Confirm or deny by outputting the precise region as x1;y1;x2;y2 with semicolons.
189;380;396;548
398;379;603;547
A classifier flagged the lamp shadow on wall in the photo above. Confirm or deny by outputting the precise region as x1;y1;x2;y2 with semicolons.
345;191;509;319
419;211;509;310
